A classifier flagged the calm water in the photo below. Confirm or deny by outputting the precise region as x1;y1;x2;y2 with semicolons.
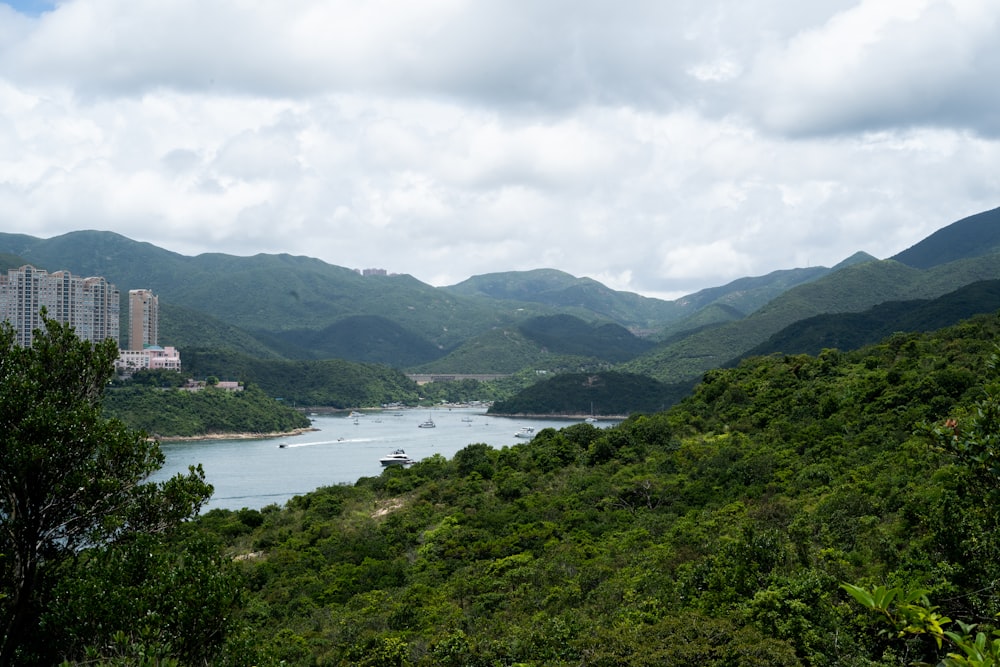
150;408;614;511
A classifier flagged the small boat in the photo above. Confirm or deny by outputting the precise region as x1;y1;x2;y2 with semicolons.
585;416;598;423
380;449;414;466
349;411;363;418
461;417;473;423
418;415;436;428
514;427;535;439
278;443;288;448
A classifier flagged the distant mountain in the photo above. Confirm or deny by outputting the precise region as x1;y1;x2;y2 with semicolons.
2;230;835;369
264;315;444;367
737;279;1000;361
444;268;682;334
622;248;1000;384
0;231;558;361
445;264;844;337
413;314;656;373
891;206;1000;269
4;206;999;381
517;314;655;362
658;260;867;339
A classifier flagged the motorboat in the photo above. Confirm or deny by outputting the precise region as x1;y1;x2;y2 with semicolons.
514;427;535;439
380;449;415;466
585;417;598;423
418;415;436;428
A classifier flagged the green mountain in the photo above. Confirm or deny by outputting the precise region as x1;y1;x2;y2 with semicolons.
891;205;1000;269
623;248;1000;384
739;279;1000;360
3;207;999;380
656;259;871;340
262;315;444;366
446;264;846;338
444;268;682;334
410;313;656;375
0;231;558;362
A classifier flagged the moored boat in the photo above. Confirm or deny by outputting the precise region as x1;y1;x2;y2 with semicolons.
514;427;535;439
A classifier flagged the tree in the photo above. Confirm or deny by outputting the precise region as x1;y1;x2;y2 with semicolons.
0;316;214;665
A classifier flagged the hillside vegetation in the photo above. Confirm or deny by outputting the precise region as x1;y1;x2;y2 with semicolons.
741;279;1000;360
186;311;1000;665
103;383;312;438
489;370;689;416
179;349;424;408
625;250;1000;384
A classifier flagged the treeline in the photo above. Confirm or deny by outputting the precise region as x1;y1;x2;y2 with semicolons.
180;348;422;407
179;312;1000;665
103;383;311;438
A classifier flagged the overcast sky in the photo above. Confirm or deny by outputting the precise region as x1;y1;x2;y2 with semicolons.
1;0;998;299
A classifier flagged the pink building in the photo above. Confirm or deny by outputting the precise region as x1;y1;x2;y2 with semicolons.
116;345;181;373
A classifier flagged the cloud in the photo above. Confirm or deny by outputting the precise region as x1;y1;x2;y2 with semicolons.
0;0;998;300
746;0;1000;137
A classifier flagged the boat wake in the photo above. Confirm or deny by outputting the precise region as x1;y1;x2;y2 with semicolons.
280;437;375;448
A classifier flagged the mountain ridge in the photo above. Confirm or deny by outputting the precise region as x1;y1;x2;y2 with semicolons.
2;206;998;381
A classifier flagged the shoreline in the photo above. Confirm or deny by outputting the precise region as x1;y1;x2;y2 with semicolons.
155;427;318;443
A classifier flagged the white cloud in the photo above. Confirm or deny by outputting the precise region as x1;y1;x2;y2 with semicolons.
0;0;998;299
747;0;1000;136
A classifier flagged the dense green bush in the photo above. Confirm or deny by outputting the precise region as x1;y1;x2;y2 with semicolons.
103;383;311;437
178;312;1000;664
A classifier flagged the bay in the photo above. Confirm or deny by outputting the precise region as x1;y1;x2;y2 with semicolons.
150;407;616;512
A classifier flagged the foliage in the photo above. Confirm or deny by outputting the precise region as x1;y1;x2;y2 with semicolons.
103;382;312;438
489;370;690;416
842;584;1000;666
180;348;424;408
741;279;1000;361
267;315;444;366
169;311;1000;665
624;249;1000;384
516;314;655;362
0;316;229;666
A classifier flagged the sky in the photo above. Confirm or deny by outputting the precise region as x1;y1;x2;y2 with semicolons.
1;0;998;299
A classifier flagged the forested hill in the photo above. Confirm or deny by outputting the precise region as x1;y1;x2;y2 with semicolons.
191;311;1000;665
891;205;1000;269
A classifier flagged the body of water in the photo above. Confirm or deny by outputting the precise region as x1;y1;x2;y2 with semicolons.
150;408;614;511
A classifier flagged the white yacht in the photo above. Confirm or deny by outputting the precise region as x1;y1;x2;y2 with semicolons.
379;449;414;466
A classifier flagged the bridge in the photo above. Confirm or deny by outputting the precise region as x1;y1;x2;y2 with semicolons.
406;373;510;385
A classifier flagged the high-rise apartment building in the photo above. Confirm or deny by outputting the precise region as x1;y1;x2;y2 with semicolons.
0;265;120;347
128;288;159;350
